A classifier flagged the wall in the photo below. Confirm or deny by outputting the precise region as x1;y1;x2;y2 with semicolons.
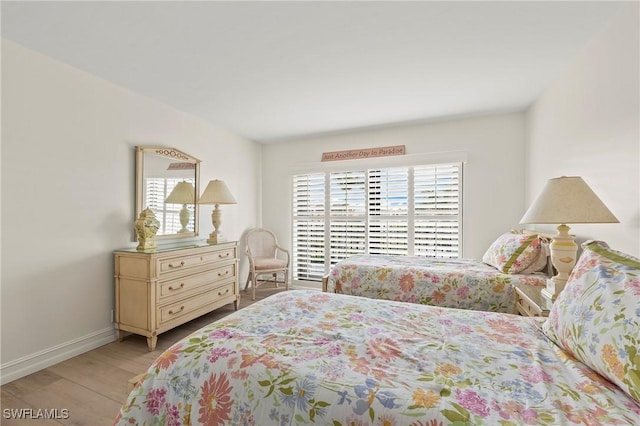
262;111;528;280
0;40;262;383
525;3;639;257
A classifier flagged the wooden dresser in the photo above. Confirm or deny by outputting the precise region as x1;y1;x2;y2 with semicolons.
114;241;239;350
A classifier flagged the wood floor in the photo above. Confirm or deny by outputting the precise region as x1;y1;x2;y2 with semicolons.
1;286;288;425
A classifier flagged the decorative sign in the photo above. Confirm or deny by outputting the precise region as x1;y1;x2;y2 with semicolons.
321;145;406;162
167;162;196;170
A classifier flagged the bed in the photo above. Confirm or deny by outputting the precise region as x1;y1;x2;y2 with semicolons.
115;240;640;425
325;231;551;313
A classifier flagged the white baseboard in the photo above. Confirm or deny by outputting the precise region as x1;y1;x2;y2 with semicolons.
0;326;118;385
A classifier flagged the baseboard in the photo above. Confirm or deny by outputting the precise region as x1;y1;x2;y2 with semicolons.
0;326;118;385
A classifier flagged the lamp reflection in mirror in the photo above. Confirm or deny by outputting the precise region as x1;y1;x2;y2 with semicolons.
520;176;618;300
199;179;237;244
165;181;196;233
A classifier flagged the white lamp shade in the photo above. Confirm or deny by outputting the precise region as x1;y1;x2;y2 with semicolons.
199;179;237;205
520;176;618;224
165;181;195;204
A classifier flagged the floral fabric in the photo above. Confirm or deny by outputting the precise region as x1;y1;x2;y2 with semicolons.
541;240;640;403
327;254;546;313
482;232;545;274
115;290;639;425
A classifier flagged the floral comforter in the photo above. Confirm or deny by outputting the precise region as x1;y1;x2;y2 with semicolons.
328;254;547;313
115;290;638;425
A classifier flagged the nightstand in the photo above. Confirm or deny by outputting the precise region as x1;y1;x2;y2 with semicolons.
515;284;554;317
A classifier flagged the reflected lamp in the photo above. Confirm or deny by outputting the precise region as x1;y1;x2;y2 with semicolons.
520;176;618;300
165;181;196;233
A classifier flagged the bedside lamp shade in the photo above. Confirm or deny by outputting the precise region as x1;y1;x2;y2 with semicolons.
165;181;195;233
199;179;237;244
520;176;618;299
520;176;618;225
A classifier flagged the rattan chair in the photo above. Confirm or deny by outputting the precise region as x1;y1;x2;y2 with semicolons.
244;228;290;300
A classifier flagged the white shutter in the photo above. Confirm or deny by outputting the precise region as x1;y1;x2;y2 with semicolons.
330;171;366;216
368;220;409;255
368;168;409;255
292;174;326;281
414;164;461;258
329;220;366;264
292;162;463;282
368;168;408;216
329;171;366;264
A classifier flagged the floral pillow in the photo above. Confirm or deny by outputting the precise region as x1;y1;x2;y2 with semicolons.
482;231;544;274
541;240;640;403
520;239;550;274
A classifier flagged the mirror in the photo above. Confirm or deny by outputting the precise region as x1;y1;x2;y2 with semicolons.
135;146;201;240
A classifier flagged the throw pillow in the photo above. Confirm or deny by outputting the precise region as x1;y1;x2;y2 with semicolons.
482;231;543;274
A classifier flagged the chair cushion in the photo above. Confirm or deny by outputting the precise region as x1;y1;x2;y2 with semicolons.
253;257;288;270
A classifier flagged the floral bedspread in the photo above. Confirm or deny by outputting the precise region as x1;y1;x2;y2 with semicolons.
328;254;547;313
115;290;638;425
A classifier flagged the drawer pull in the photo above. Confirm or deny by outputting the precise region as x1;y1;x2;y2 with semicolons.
168;261;185;269
168;306;185;315
218;270;229;277
218;252;230;258
218;289;230;296
168;283;185;291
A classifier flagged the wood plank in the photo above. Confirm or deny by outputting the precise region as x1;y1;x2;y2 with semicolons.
45;353;137;403
16;378;122;426
1;369;63;399
0;389;62;426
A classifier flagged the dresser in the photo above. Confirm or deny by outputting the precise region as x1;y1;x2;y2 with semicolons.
114;241;239;350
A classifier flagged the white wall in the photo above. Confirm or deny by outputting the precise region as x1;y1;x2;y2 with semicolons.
525;3;639;257
262;112;528;267
0;40;262;383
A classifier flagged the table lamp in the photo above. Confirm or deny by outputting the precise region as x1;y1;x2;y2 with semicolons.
199;179;237;244
165;181;196;233
520;176;618;300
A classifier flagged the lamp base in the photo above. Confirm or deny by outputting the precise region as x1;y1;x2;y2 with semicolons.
542;224;577;301
178;205;190;233
207;233;227;245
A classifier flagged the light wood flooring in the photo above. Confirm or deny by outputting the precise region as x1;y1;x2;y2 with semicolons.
1;286;288;425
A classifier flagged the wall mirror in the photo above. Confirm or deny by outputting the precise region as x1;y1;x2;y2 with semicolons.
135;146;201;241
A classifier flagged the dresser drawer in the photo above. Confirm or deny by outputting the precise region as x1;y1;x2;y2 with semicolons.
212;282;236;299
157;264;236;303
158;246;236;276
516;286;549;317
157;282;236;327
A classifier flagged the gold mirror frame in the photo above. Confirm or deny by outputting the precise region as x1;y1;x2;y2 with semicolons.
135;146;201;241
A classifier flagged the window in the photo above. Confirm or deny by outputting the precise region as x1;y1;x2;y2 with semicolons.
292;162;462;282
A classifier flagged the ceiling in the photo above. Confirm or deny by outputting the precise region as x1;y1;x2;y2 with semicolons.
1;1;622;143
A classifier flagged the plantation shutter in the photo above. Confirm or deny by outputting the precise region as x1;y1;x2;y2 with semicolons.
292;173;326;281
329;171;366;265
291;162;462;283
368;168;409;255
414;164;461;258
